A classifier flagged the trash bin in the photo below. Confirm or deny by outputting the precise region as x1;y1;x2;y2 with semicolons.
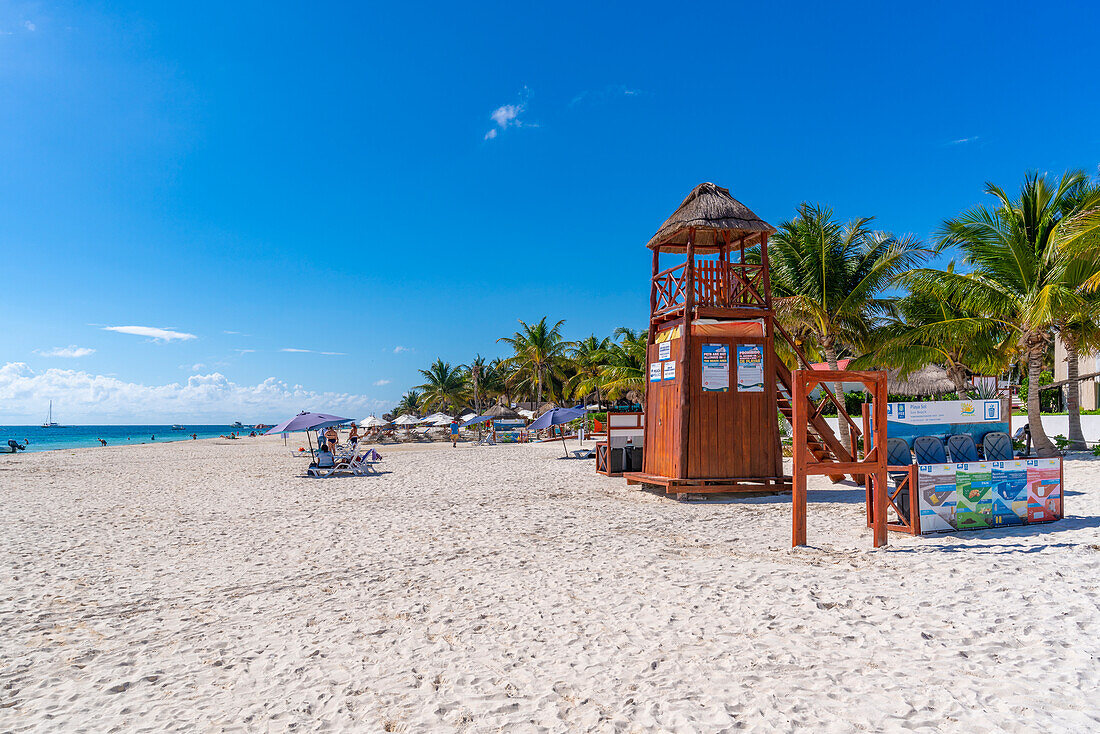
624;445;643;472
608;447;625;474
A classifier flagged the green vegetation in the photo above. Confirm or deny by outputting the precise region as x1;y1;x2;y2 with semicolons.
391;170;1100;458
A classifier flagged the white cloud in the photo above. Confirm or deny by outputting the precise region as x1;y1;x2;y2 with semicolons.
483;88;533;140
24;21;35;31
103;325;197;342
320;351;346;356
223;330;241;335
35;346;95;358
393;346;411;354
949;136;979;145
373;379;391;386
0;362;391;423
190;363;206;371
234;349;256;354
280;348;313;353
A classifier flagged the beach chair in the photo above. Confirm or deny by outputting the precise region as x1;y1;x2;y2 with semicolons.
912;435;948;465
348;447;383;475
885;438;914;522
982;431;1014;461
946;434;979;463
306;451;347;478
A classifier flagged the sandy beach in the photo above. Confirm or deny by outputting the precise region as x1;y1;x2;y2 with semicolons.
2;437;1099;732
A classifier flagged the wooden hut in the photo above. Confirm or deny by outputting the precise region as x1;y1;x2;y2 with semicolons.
624;183;855;495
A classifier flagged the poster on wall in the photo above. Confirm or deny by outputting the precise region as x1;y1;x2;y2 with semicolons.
736;344;764;392
649;362;662;382
916;459;1061;534
658;341;672;361
700;344;730;392
663;361;676;381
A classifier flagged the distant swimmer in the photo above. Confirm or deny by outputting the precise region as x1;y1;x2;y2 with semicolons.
98;438;107;446
191;433;197;440
151;435;156;441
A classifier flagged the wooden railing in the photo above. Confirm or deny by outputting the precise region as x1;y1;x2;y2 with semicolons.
773;320;862;448
653;258;769;313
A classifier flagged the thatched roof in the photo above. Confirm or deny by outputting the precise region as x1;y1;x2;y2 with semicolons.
647;182;775;253
484;404;520;419
887;365;957;396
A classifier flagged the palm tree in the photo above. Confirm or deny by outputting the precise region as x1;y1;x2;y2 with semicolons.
856;263;1012;393
599;327;647;402
1058;306;1100;449
565;335;611;407
768;203;926;453
498;317;570;410
464;354;488;416
910;171;1100;457
416;358;468;413
394;389;422;417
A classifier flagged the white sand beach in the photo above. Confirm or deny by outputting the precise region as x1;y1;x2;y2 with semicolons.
2;437;1099;732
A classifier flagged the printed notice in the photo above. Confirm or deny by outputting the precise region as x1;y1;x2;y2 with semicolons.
663;361;676;380
736;344;764;392
649;362;661;382
658;341;671;361
701;344;730;392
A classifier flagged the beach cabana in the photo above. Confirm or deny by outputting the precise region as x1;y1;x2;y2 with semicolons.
485;404;521;419
886;365;957;397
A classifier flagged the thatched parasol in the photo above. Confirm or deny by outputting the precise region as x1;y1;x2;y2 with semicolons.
647;182;776;253
484;404;520;419
886;365;957;396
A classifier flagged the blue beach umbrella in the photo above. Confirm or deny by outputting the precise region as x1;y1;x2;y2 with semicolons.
528;407;586;456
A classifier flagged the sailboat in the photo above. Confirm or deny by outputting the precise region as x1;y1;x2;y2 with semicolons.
42;401;60;428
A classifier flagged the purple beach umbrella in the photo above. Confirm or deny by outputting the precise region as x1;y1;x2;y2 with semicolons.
266;411;354;461
527;407;586;456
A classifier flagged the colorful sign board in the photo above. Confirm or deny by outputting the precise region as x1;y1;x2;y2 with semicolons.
492;419;526;444
701;344;730;392
916;459;1061;534
658;341;672;361
649;362;661;382
663;360;676;381
736;344;764;392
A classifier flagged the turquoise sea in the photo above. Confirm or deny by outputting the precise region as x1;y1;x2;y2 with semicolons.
0;425;258;453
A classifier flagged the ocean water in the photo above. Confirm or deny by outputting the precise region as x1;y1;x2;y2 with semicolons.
0;425;258;453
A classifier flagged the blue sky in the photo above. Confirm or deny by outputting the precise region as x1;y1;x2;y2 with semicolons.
1;0;1098;423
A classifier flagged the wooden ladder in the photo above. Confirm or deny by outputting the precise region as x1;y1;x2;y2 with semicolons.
775;356;858;484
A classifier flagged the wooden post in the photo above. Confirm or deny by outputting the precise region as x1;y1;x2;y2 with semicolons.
677;228;696;478
792;369;808;546
760;232;772;310
872;372;888;547
647;247;660;346
862;402;872;528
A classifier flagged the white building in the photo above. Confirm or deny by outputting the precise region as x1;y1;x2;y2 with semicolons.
1054;333;1100;410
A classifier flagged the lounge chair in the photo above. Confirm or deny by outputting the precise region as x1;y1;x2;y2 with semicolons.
946;434;980;463
306;451;345;478
885;438;914;522
982;431;1014;461
912;435;948;465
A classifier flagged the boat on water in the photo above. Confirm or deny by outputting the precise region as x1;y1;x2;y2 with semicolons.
41;401;60;428
231;421;244;429
171;425;186;431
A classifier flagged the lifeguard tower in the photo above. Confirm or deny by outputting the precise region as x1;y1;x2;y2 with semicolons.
623;183;859;496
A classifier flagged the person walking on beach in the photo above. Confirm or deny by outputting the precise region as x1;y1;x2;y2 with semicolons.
98;438;107;446
451;420;459;448
349;424;360;446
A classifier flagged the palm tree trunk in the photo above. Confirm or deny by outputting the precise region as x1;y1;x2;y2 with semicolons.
1063;332;1085;450
946;361;968;394
823;342;853;455
1024;333;1056;457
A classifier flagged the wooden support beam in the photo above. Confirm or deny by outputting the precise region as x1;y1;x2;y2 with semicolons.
677;228;696;479
792;369;808;547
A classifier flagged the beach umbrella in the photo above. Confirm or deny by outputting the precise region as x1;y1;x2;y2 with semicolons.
527;407;586;456
418;412;452;425
432;416;455;427
460;415;492;428
392;414;420;425
265;411;353;460
359;416;390;427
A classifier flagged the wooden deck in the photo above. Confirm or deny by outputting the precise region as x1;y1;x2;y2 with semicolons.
622;471;791;495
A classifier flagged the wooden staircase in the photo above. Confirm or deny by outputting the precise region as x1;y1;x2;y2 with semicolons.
773;329;861;483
